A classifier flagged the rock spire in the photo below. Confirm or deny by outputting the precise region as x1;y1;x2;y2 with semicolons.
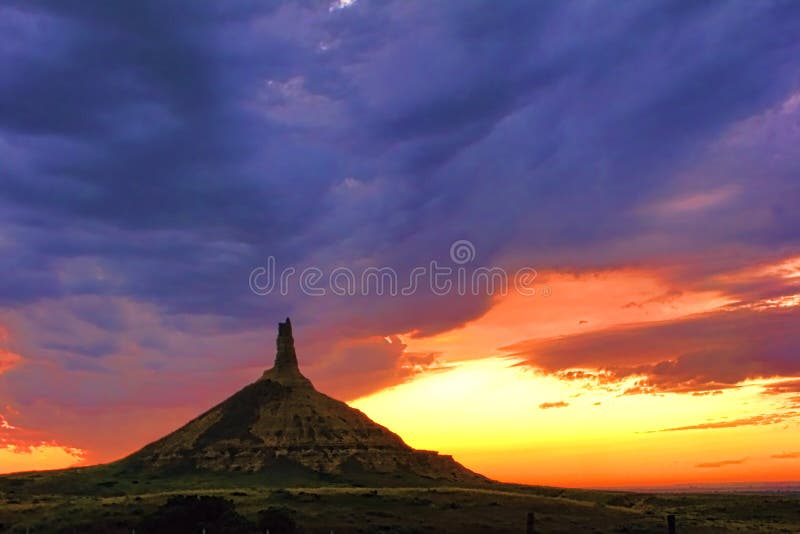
275;317;298;370
261;317;308;384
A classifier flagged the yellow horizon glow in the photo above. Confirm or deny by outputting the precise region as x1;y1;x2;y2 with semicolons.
351;358;800;487
352;263;800;487
0;444;85;475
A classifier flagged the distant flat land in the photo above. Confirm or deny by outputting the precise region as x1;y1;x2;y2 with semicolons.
0;471;798;533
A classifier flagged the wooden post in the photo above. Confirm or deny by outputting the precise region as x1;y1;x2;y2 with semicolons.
526;511;535;534
667;514;676;534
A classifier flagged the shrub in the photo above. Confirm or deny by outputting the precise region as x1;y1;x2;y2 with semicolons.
257;506;298;534
138;494;256;533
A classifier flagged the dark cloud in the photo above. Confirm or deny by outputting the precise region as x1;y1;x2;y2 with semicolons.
507;306;800;394
2;0;799;315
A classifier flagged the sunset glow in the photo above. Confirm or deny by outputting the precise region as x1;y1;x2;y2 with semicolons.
348;263;800;487
2;1;800;495
0;443;84;474
353;359;800;487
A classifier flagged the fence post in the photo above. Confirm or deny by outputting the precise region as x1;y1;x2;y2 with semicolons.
667;514;676;534
526;511;535;534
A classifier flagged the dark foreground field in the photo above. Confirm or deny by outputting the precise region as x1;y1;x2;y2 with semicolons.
0;471;798;533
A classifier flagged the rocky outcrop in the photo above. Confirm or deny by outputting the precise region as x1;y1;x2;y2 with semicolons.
119;318;485;485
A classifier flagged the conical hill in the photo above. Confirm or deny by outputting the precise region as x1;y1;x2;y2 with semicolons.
118;318;485;485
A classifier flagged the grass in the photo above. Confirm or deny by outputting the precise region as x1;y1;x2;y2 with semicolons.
0;477;798;533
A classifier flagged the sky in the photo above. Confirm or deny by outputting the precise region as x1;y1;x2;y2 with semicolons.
1;0;800;487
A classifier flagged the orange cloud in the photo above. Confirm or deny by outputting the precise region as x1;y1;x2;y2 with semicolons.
507;306;800;395
771;452;800;459
305;334;455;400
0;414;16;430
0;323;22;376
761;379;800;395
650;412;798;433
539;401;569;409
696;458;747;468
403;268;731;367
0;412;86;474
651;186;738;215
